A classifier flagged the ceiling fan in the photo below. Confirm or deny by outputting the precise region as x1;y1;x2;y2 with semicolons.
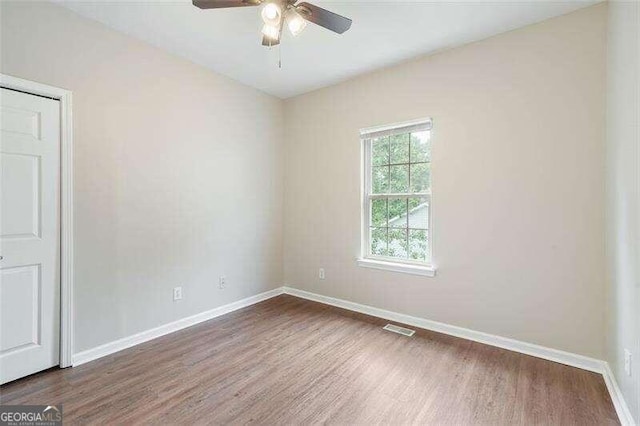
192;0;352;46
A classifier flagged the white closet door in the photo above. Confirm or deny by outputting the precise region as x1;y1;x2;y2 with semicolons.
0;88;60;384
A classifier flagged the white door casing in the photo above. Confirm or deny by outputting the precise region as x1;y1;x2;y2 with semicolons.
0;88;61;384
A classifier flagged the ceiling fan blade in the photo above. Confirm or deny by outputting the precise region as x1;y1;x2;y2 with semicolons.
262;35;280;46
192;0;260;9
297;2;352;34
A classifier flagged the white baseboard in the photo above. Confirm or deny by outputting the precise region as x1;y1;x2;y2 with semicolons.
72;287;284;366
602;362;637;426
71;284;634;425
283;286;603;373
283;286;637;425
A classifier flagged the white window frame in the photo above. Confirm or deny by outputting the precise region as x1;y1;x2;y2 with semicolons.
358;118;436;277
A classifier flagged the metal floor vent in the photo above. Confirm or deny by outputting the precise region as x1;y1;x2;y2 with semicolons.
383;324;415;337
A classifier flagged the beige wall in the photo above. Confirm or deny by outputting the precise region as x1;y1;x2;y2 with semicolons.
0;1;611;362
606;0;640;422
284;4;607;358
1;1;284;352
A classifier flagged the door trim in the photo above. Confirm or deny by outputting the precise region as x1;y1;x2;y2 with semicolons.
1;74;74;368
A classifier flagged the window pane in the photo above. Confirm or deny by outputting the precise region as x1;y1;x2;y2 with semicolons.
408;198;429;229
371;199;387;227
388;198;407;228
388;228;408;258
410;163;430;192
390;133;409;164
410;131;430;163
364;123;432;265
372;137;389;166
409;229;428;261
372;166;389;194
389;165;409;193
370;227;387;256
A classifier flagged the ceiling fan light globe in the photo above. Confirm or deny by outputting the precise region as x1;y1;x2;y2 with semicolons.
286;10;307;36
261;3;281;25
261;23;280;41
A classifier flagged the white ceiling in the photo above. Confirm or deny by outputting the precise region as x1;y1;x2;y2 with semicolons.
57;0;600;98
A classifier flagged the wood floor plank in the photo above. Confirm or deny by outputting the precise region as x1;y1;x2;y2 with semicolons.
0;295;619;425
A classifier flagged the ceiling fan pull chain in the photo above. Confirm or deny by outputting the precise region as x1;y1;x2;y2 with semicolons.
278;43;282;69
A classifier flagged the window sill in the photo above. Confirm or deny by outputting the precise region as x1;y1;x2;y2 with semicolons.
356;258;437;277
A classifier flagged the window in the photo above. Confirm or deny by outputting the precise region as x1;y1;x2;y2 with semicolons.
359;119;434;276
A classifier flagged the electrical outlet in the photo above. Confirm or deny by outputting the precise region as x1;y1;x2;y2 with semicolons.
319;268;325;280
173;286;183;301
219;276;226;289
624;349;632;376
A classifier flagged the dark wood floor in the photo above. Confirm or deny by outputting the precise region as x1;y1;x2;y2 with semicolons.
1;295;618;425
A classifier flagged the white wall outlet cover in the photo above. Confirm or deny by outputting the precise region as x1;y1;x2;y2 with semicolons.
319;268;325;280
219;276;226;289
623;349;632;376
173;287;183;301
